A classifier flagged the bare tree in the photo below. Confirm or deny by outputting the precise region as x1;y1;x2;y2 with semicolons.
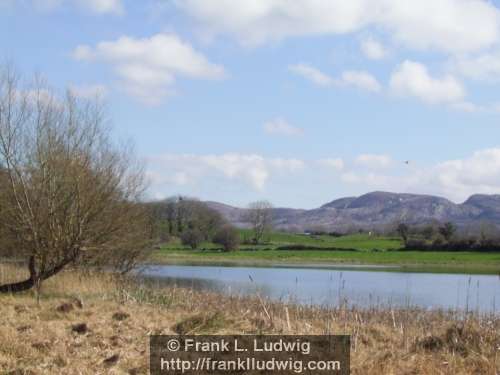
396;223;409;246
439;222;456;242
146;197;225;241
0;65;151;294
244;200;273;244
181;228;204;249
213;225;240;252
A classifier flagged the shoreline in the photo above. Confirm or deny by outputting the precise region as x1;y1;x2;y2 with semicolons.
148;250;500;275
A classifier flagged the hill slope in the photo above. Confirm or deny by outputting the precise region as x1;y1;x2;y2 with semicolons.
206;191;500;231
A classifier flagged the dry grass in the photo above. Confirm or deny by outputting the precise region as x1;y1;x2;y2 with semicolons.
0;263;499;374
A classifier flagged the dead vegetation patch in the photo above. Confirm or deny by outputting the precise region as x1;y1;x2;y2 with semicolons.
112;311;130;321
0;264;498;374
173;311;228;335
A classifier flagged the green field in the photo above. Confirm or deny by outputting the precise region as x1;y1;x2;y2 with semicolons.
150;231;500;274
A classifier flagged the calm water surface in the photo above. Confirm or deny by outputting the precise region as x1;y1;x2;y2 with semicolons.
139;264;500;313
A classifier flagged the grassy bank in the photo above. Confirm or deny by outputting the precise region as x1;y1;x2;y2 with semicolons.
0;264;499;374
151;232;500;274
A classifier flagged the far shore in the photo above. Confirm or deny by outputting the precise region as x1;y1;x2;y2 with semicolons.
149;248;500;275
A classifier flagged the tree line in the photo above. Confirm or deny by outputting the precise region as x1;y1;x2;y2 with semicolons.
146;198;274;251
395;221;500;251
146;197;240;252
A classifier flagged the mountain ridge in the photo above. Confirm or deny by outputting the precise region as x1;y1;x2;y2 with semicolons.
205;191;500;232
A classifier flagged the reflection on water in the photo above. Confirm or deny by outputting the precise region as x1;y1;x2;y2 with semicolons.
137;264;500;314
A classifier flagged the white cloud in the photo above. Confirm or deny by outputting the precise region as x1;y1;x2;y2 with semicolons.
177;0;370;46
318;158;345;171
340;70;382;92
450;52;500;82
32;0;60;10
288;64;334;87
69;83;107;99
341;148;500;202
24;0;123;14
449;101;484;113
264;118;304;137
340;171;394;187
431;148;500;199
146;149;500;204
358;59;492;111
355;154;392;169
390;60;465;104
378;0;500;54
171;172;189;186
147;153;305;192
72;33;225;105
177;0;500;53
77;0;123;14
268;158;305;172
360;38;386;60
72;45;93;60
23;88;59;107
290;63;381;93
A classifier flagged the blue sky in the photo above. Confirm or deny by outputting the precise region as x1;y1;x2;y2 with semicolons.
3;0;500;208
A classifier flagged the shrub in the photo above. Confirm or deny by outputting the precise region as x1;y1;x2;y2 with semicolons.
404;239;428;250
439;222;456;242
328;232;344;237
420;225;437;241
181;229;204;249
214;226;240;252
396;223;410;245
403;235;500;252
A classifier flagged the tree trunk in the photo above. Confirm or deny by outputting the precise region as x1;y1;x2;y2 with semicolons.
0;277;36;293
0;256;36;293
0;256;73;294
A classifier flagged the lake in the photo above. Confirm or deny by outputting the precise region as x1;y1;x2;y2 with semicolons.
138;263;500;314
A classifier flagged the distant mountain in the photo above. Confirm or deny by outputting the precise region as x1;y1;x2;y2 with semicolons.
206;191;500;232
204;201;250;227
463;195;500;221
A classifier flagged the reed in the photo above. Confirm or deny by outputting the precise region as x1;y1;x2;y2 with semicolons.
0;263;499;374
